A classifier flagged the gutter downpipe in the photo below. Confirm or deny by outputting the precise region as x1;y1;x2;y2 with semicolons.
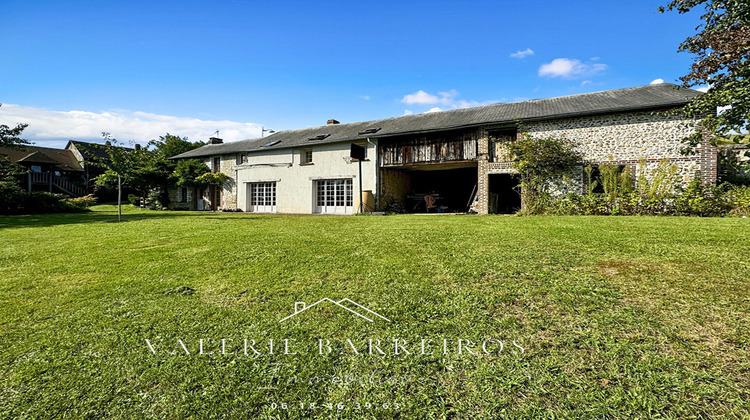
367;137;378;211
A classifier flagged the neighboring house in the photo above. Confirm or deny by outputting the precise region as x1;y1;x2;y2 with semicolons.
0;140;136;197
0;144;86;196
65;140;133;193
171;83;715;215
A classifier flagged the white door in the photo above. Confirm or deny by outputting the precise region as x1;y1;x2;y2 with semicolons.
248;182;276;213
315;179;353;214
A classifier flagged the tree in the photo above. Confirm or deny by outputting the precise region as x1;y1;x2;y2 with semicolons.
0;123;30;148
509;135;583;214
0;104;30;149
172;159;229;190
149;133;204;159
92;133;206;217
0;118;29;186
659;1;750;150
0;122;31;213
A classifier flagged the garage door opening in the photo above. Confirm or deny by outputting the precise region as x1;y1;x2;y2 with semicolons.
381;165;477;213
488;174;521;214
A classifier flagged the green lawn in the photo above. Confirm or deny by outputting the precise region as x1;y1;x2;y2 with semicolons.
1;206;748;419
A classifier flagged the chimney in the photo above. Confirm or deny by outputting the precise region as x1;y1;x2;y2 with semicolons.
327;119;340;125
135;144;141;150
208;137;223;145
295;302;306;313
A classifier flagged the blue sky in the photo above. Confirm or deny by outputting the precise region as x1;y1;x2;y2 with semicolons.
0;0;703;146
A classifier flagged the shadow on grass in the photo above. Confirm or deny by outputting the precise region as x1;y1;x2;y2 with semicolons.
0;210;192;230
0;207;281;230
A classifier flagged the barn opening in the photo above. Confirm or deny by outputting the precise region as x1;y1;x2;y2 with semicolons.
487;173;521;214
380;164;477;213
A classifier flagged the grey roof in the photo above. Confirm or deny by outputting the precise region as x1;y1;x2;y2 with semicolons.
66;140;134;160
172;83;701;159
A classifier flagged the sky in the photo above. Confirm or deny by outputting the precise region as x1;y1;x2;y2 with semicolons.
0;0;705;148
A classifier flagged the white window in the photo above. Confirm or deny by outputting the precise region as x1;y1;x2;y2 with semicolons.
315;179;353;214
248;182;276;213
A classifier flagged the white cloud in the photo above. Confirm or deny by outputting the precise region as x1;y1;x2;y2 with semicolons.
696;86;709;92
0;104;263;148
538;58;608;78
403;110;414;116
510;48;535;59
425;107;443;113
650;78;664;84
359;95;371;100
581;80;592;86
400;89;496;111
401;90;440;105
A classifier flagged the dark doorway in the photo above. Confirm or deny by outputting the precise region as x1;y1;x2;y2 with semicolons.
403;166;477;213
488;174;521;214
208;185;221;210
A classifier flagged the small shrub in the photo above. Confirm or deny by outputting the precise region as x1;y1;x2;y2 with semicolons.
147;189;169;210
65;194;97;210
0;182;27;214
127;194;140;206
724;184;750;216
638;158;679;199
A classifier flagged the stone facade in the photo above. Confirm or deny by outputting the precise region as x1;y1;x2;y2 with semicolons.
474;110;716;214
167;155;239;211
216;155;240;210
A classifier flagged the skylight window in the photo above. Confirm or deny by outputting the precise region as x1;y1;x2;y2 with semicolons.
262;140;281;147
358;127;381;135
307;134;330;141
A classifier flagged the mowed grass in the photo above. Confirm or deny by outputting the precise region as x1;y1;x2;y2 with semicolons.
0;206;748;419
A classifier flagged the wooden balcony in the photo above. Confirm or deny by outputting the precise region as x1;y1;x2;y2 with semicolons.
28;172;87;196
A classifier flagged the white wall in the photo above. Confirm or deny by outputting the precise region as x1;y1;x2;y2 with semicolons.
228;140;377;214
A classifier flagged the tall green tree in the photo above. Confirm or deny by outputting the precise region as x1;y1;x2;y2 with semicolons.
0;123;30;148
92;133;206;218
172;159;229;190
0;121;34;214
659;1;750;150
0;118;30;182
149;133;204;160
0;104;30;149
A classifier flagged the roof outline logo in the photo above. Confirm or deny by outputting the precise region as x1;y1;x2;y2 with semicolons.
279;298;391;323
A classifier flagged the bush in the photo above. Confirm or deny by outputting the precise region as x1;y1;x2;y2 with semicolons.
145;189;170;210
541;179;750;217
509;135;583;214
64;194;97;210
0;181;27;214
724;184;750;216
0;182;94;215
127;194;140;206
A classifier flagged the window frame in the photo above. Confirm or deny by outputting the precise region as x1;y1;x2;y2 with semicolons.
300;148;313;165
248;182;277;213
315;179;353;214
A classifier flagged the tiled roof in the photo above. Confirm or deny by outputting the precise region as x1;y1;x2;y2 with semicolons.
172;83;702;159
67;140;134;160
0;145;84;172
